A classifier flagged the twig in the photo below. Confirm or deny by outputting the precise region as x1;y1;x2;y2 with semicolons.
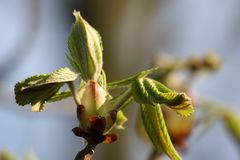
74;143;97;160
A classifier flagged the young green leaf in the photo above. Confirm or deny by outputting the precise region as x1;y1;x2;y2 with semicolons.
132;78;153;104
97;70;107;90
115;110;128;129
14;67;77;111
31;101;45;112
140;104;182;160
132;78;194;117
67;10;103;81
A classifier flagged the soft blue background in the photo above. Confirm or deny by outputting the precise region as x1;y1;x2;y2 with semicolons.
0;0;239;159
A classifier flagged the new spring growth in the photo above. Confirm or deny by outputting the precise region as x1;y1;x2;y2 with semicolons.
68;11;131;140
201;100;240;146
14;10;194;160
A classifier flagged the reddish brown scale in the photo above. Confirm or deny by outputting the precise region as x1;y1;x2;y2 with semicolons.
77;105;85;122
110;110;117;122
103;134;118;144
72;127;85;137
87;115;106;135
104;110;117;132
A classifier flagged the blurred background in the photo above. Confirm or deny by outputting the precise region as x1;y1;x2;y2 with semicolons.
0;0;240;159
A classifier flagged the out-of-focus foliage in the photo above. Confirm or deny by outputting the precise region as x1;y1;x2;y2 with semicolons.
136;52;225;159
0;150;38;160
201;100;240;146
0;151;13;160
223;111;240;145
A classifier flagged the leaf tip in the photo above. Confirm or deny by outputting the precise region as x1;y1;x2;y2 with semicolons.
31;102;45;112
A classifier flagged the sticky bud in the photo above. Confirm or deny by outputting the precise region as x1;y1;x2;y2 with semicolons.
78;80;107;129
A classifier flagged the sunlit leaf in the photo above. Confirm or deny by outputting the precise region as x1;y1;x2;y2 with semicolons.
115;110;128;129
132;78;194;117
14;67;77;111
67;10;103;81
97;70;107;89
140;104;182;160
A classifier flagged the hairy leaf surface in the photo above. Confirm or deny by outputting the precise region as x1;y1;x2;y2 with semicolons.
14;68;77;111
141;104;182;160
132;78;193;117
68;10;103;81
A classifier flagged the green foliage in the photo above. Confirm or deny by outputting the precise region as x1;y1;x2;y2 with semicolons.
14;67;77;111
67;10;103;81
97;70;107;89
141;104;181;160
201;100;240;147
13;10;194;160
115;110;128;129
132;77;193;117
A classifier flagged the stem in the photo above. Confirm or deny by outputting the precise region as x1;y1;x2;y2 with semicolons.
74;143;97;160
107;67;159;89
110;87;133;111
107;75;138;89
67;81;80;105
47;90;72;102
97;87;133;115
